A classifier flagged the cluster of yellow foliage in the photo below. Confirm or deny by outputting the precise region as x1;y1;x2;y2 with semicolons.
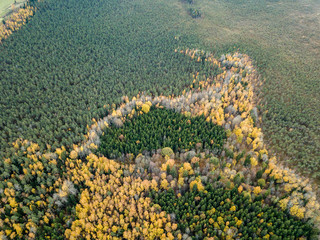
0;6;35;43
161;159;175;172
179;50;265;164
265;157;320;221
141;101;152;113
189;177;205;192
0;139;64;239
179;49;320;225
65;153;177;240
70;48;320;229
178;162;194;187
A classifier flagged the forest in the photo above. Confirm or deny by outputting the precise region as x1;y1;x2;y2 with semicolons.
98;107;226;158
0;0;319;239
0;0;211;153
151;187;313;239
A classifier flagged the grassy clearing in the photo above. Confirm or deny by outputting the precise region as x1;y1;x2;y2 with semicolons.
0;0;14;20
176;0;320;178
0;0;26;21
0;0;14;15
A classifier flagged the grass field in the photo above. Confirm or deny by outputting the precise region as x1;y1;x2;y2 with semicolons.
174;0;320;178
0;0;26;21
0;0;14;14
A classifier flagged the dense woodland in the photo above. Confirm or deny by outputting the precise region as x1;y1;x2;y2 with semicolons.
0;0;318;177
1;48;319;239
0;0;319;239
98;107;226;158
151;187;313;239
0;0;214;154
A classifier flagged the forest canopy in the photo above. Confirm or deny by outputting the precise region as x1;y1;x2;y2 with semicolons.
0;0;319;239
98;107;227;158
0;0;212;154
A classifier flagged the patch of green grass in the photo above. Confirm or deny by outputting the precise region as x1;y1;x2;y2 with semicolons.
0;0;25;18
0;0;14;17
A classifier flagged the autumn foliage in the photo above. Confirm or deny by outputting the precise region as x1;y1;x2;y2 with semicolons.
1;49;319;239
0;6;35;43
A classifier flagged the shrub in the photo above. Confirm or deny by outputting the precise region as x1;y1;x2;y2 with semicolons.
162;147;174;157
188;8;201;18
256;169;263;179
257;179;266;187
244;155;251;167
